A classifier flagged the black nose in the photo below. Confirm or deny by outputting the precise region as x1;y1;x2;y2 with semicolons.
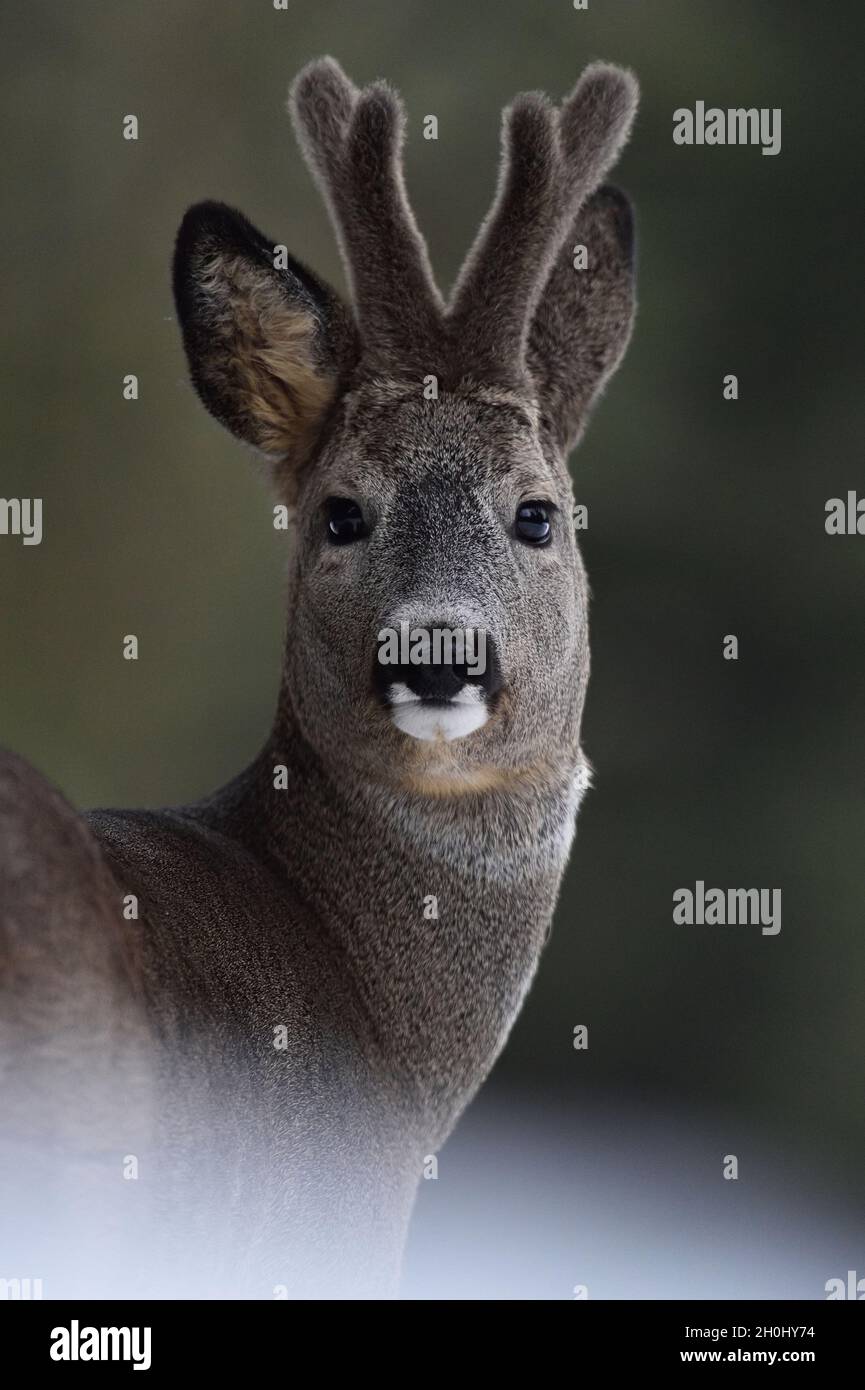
403;659;468;703
374;623;502;704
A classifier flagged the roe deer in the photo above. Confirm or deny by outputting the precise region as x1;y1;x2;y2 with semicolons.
0;56;638;1298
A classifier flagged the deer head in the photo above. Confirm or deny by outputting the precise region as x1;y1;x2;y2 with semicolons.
173;58;638;798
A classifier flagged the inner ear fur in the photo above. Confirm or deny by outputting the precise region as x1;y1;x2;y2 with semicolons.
528;184;636;454
173;200;358;494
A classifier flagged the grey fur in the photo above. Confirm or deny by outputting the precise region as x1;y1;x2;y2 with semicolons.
0;57;638;1297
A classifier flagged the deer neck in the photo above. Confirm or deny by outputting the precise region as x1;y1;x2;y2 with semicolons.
211;698;585;1146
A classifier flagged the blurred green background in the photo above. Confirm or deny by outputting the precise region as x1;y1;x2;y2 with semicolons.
2;0;863;1204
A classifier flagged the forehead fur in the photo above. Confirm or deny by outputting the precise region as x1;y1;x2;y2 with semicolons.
310;383;563;498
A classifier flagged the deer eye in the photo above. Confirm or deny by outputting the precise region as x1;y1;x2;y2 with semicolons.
326;497;366;545
515;501;552;545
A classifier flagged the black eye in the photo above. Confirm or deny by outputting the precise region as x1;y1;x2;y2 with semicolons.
326;497;366;545
515;501;552;545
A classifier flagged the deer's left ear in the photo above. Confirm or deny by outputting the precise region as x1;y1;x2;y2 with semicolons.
527;184;636;455
173;201;359;495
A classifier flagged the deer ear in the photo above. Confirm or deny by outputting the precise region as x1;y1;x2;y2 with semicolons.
528;184;636;454
173;201;358;494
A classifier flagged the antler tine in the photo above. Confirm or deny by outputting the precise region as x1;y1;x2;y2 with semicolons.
446;92;562;384
557;62;639;205
290;59;445;377
290;56;359;170
448;64;638;387
342;85;446;370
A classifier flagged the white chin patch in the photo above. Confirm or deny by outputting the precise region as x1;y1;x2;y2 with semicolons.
387;683;489;742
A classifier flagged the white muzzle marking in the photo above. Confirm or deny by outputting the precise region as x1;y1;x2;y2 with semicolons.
387;682;488;742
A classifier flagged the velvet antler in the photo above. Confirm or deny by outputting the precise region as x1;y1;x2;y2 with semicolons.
290;58;446;377
446;63;638;386
289;58;637;397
